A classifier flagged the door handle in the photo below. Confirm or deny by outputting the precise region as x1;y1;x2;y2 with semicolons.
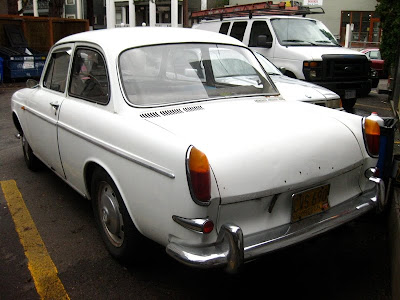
50;102;60;115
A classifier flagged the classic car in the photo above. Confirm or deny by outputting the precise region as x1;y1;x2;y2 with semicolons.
254;52;341;109
11;27;386;273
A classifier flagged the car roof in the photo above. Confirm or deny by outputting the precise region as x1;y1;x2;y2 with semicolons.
56;27;245;53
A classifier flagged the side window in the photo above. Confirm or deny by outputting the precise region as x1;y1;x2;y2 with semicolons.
249;21;273;47
69;48;109;104
230;22;247;42
219;22;230;35
369;51;379;59
43;50;71;93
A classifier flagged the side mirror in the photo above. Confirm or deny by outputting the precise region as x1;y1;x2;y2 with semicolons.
257;35;272;48
26;79;38;88
278;67;286;74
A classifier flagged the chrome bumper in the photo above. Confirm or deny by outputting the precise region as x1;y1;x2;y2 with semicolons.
166;176;385;273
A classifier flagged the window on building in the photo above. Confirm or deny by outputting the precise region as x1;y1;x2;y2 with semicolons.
340;11;381;47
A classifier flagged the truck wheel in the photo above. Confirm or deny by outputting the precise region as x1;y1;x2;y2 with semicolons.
342;98;356;111
21;134;40;171
91;168;144;263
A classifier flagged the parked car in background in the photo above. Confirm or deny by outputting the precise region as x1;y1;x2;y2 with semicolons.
361;48;386;78
11;27;386;273
254;52;341;109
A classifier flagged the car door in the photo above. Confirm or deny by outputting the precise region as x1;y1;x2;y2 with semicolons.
248;20;274;59
24;44;73;177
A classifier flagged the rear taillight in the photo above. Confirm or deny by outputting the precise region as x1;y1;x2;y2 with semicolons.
364;117;381;156
186;146;211;205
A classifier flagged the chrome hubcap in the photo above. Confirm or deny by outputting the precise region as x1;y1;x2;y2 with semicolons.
98;182;124;247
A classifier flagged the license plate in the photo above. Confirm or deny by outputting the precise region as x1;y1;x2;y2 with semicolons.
23;61;34;69
344;89;356;99
291;184;330;222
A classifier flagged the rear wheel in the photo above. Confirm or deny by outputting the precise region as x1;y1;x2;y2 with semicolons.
91;168;145;263
21;134;40;171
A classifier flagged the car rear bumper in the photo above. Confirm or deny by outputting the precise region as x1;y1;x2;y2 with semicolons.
166;175;385;273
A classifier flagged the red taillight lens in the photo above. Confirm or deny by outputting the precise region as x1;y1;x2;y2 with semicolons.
365;118;381;156
187;146;211;204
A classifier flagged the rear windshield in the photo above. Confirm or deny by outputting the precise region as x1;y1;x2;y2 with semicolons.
119;43;277;106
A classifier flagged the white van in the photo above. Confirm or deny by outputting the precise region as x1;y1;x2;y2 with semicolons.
193;16;372;110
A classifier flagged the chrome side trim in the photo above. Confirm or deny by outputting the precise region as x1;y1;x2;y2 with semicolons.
166;178;383;273
57;121;175;179
22;105;175;179
24;106;57;126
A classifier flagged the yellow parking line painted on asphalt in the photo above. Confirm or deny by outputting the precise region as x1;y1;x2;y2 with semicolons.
0;180;70;300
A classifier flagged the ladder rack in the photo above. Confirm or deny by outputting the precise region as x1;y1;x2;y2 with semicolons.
191;1;325;22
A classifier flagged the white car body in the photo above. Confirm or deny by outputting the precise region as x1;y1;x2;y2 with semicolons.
254;52;341;108
11;27;385;273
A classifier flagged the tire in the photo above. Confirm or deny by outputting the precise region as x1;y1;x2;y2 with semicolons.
21;134;40;171
342;98;357;112
91;168;145;263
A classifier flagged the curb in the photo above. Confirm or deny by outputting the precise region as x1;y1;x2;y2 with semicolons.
390;188;400;299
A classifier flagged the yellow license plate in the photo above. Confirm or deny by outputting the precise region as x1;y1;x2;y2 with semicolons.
291;184;330;222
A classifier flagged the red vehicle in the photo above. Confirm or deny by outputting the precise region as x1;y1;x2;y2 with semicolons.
360;48;386;78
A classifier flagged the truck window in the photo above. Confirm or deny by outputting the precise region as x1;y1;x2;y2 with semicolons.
270;18;339;47
219;22;230;35
249;21;272;47
230;22;247;42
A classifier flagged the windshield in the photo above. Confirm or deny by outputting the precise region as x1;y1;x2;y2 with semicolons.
119;43;277;106
254;52;282;75
271;18;340;47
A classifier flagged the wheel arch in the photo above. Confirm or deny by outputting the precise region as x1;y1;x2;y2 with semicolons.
12;112;23;135
83;161;138;227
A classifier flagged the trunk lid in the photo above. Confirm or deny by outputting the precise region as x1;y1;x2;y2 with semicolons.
143;97;364;204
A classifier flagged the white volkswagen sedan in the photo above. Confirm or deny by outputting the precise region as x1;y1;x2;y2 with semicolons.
11;27;385;273
254;52;341;109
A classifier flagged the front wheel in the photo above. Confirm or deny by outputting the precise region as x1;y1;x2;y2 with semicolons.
91;168;145;263
342;98;357;112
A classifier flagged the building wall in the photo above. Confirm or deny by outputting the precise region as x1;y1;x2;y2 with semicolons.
309;0;378;38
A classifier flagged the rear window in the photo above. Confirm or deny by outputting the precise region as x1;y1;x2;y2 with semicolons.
119;43;276;106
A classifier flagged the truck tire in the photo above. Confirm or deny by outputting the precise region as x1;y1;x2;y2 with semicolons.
342;98;356;111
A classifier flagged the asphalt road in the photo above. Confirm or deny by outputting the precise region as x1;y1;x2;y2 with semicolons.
0;83;394;299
